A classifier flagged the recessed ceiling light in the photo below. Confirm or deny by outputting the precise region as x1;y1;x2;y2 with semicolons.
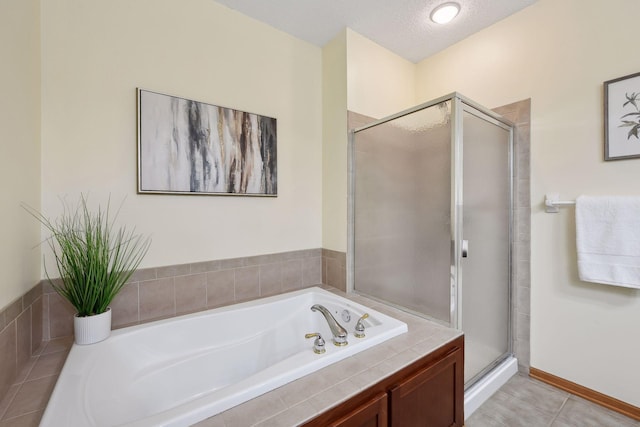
430;2;461;24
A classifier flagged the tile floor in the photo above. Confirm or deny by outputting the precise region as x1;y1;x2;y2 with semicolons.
1;344;638;427
466;373;640;427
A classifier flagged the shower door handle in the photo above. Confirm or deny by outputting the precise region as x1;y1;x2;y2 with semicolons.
461;240;469;258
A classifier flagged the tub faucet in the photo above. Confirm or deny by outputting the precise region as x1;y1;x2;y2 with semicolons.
311;304;348;346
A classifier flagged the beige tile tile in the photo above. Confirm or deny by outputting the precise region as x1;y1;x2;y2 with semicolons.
259;264;282;297
0;312;6;336
475;389;553;427
308;379;360;414
175;273;207;315
0;384;19;420
219;257;247;270
3;375;57;420
15;310;31;370
41;280;56;295
41;295;49;342
26;352;67;382
282;259;302;291
22;285;41;309
555;396;639;427
326;258;344;289
0;410;43;427
127;267;156;283
302;257;322;286
234;266;260;302
516;312;530;342
254;400;317;427
4;301;21;326
47;294;74;339
221;391;286;426
466;409;510;427
110;283;139;328
30;298;42;357
321;256;327;284
139;278;175;322
12;356;36;386
157;263;190;279
41;336;73;355
190;260;220;274
206;269;235;308
0;325;17;401
499;374;567;416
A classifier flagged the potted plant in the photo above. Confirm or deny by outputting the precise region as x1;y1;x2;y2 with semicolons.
25;195;150;344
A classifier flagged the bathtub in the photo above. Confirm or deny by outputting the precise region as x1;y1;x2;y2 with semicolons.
40;287;408;426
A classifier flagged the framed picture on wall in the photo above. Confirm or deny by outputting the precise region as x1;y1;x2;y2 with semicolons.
604;71;640;161
137;89;277;196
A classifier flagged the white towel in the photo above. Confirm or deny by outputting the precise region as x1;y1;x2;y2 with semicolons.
576;196;640;289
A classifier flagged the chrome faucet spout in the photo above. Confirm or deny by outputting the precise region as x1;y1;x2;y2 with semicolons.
311;304;348;346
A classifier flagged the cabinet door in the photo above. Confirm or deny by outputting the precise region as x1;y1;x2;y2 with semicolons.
329;392;388;427
389;348;463;427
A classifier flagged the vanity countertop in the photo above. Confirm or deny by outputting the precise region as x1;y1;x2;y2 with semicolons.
194;287;463;427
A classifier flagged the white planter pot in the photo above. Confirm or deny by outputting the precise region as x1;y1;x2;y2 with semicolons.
74;308;112;345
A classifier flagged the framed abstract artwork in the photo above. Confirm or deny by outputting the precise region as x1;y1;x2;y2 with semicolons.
137;89;277;195
604;71;640;161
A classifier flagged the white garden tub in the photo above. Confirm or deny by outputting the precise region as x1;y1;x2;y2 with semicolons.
40;287;407;426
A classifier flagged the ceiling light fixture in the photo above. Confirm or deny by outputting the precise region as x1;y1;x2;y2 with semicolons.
430;2;460;24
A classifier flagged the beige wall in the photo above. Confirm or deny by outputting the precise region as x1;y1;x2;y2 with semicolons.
322;31;348;252
0;0;41;308
322;29;418;252
40;0;323;269
416;0;640;407
346;29;416;120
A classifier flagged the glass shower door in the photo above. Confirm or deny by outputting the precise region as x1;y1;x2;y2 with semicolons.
353;101;452;324
460;107;512;385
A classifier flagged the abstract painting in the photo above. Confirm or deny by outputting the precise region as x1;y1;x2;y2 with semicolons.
137;89;277;195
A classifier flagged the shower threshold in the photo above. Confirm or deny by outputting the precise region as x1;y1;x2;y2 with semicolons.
464;356;518;419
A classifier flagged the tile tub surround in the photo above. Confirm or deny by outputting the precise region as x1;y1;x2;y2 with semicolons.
0;283;43;407
0;287;462;427
194;288;463;426
0;337;72;426
42;248;324;340
322;249;346;291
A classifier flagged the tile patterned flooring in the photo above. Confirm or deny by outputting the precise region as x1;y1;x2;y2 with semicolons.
467;373;640;427
1;341;638;427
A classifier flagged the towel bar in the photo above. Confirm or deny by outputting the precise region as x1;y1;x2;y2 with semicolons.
545;193;575;213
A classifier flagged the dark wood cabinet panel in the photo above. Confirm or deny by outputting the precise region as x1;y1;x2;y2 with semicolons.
329;393;388;427
389;347;463;426
303;336;464;427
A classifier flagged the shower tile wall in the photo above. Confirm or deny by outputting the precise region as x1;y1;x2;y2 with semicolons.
493;99;531;373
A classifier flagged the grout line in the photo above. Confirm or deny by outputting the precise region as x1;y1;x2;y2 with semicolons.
547;396;569;426
0;384;21;421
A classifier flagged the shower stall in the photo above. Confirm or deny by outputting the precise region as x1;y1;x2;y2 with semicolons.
348;93;516;414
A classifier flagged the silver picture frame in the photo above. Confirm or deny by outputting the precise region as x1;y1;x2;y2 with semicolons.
137;89;277;196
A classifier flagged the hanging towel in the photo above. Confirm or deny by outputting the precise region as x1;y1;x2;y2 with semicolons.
575;196;640;289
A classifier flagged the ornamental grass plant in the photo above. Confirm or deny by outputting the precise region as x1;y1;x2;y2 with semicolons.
25;195;150;317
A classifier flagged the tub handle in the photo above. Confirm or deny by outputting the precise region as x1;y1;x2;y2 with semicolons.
305;333;326;354
354;313;369;338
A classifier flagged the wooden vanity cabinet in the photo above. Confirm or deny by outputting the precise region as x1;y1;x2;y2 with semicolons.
303;336;464;427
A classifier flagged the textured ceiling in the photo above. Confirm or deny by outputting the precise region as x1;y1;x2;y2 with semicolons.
213;0;538;63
